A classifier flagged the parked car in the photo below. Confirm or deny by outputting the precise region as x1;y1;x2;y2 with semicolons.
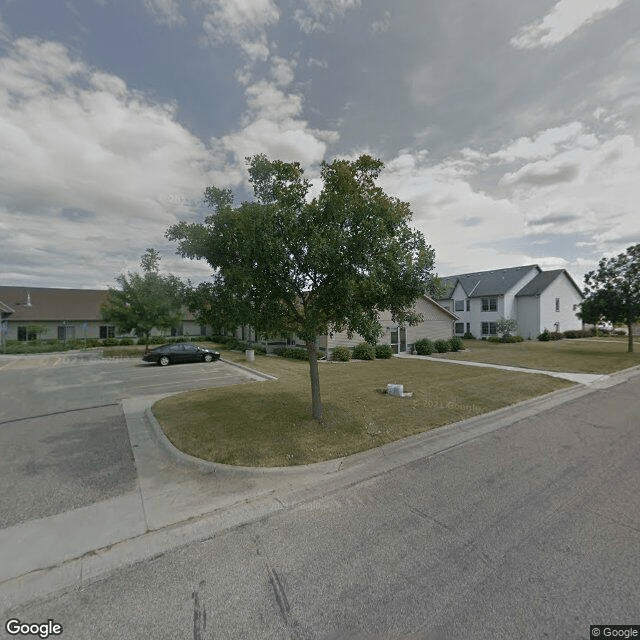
142;343;220;366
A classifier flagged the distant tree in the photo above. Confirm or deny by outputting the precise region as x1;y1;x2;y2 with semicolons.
580;244;640;353
167;154;440;420
101;249;185;352
495;318;518;339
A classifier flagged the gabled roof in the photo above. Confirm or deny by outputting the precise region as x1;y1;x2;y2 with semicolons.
0;286;110;322
0;300;15;315
515;269;583;298
439;265;541;299
424;295;459;320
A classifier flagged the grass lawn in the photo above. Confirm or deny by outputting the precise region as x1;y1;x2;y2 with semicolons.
430;337;640;374
153;347;573;467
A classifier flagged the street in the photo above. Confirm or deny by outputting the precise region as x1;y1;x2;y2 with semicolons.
0;354;638;638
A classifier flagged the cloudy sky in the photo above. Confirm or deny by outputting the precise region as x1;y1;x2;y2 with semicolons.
1;0;639;290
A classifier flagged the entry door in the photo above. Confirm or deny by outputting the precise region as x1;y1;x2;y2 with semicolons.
399;327;406;352
390;327;407;354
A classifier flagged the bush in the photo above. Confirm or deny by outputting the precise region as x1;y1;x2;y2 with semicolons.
119;337;134;346
274;346;309;360
462;331;475;339
449;336;463;351
414;339;434;355
489;335;524;343
352;342;376;360
84;338;101;347
538;329;562;341
147;336;167;345
101;338;119;347
331;346;352;361
487;336;502;343
375;344;393;359
434;339;451;353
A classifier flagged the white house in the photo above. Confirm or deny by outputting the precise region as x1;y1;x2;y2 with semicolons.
436;265;583;339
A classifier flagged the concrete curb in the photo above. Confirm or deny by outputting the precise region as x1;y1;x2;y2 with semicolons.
219;356;279;381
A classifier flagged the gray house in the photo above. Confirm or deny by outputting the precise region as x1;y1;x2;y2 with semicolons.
436;265;584;339
0;286;205;342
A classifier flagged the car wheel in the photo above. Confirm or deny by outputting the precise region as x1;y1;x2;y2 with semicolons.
203;353;213;363
159;355;170;366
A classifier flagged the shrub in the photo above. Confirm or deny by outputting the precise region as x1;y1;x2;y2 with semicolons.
147;336;167;345
434;339;451;353
449;336;463;351
331;346;352;361
487;336;502;343
375;344;393;359
538;329;562;341
84;338;101;347
119;337;134;346
462;331;475;339
101;338;119;347
414;339;434;355
274;346;309;360
352;342;376;360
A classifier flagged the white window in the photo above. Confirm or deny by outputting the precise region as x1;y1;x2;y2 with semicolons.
481;322;497;335
481;297;497;312
455;322;464;334
454;300;464;312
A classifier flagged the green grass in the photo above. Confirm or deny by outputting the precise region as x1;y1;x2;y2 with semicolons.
153;348;573;467
429;338;640;374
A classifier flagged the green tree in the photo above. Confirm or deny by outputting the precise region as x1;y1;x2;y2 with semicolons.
167;154;439;420
101;249;185;352
580;244;640;353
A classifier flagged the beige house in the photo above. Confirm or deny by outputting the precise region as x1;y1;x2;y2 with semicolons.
0;286;204;342
228;296;458;357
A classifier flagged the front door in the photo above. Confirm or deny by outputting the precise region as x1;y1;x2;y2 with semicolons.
390;327;407;354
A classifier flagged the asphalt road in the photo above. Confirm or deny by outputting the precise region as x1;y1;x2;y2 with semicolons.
0;356;257;527
5;373;639;639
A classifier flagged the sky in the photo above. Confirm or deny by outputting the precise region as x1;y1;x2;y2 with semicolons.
1;0;639;291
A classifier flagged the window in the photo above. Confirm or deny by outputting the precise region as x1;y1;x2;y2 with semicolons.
171;326;183;337
555;297;560;312
455;322;464;334
99;325;115;339
57;325;75;340
481;297;497;312
454;300;464;312
200;325;207;336
481;322;497;335
466;299;470;311
17;326;37;341
466;322;470;334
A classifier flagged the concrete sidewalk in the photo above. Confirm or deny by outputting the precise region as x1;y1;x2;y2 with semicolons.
2;363;639;614
396;352;609;384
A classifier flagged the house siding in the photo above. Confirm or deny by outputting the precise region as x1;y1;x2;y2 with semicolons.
538;274;583;334
516;297;540;340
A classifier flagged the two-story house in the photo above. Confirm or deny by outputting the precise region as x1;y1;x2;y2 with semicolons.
436;265;583;340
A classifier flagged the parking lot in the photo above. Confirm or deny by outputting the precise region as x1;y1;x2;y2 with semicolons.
0;357;260;528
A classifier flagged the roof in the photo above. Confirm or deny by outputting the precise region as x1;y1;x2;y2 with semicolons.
423;295;459;320
0;300;15;315
0;286;110;322
0;286;198;323
515;269;583;298
439;265;541;298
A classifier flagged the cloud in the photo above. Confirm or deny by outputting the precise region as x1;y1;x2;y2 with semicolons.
215;79;339;168
511;0;628;49
501;162;580;187
0;37;231;286
294;0;362;33
200;0;279;61
490;122;596;163
142;0;185;25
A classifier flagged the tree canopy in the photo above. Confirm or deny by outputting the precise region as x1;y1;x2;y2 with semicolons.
580;243;640;352
101;249;185;351
167;154;439;420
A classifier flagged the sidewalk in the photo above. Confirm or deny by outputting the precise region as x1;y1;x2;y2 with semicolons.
396;352;609;384
2;363;639;614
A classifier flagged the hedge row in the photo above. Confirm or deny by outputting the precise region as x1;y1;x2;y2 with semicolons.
210;335;267;353
414;337;463;355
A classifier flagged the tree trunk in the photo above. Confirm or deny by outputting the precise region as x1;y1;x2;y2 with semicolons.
628;320;634;353
306;340;323;420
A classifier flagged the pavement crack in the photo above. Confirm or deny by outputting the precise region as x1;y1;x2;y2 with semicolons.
192;579;207;640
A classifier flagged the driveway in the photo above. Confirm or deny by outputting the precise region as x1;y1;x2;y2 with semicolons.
0;357;260;529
